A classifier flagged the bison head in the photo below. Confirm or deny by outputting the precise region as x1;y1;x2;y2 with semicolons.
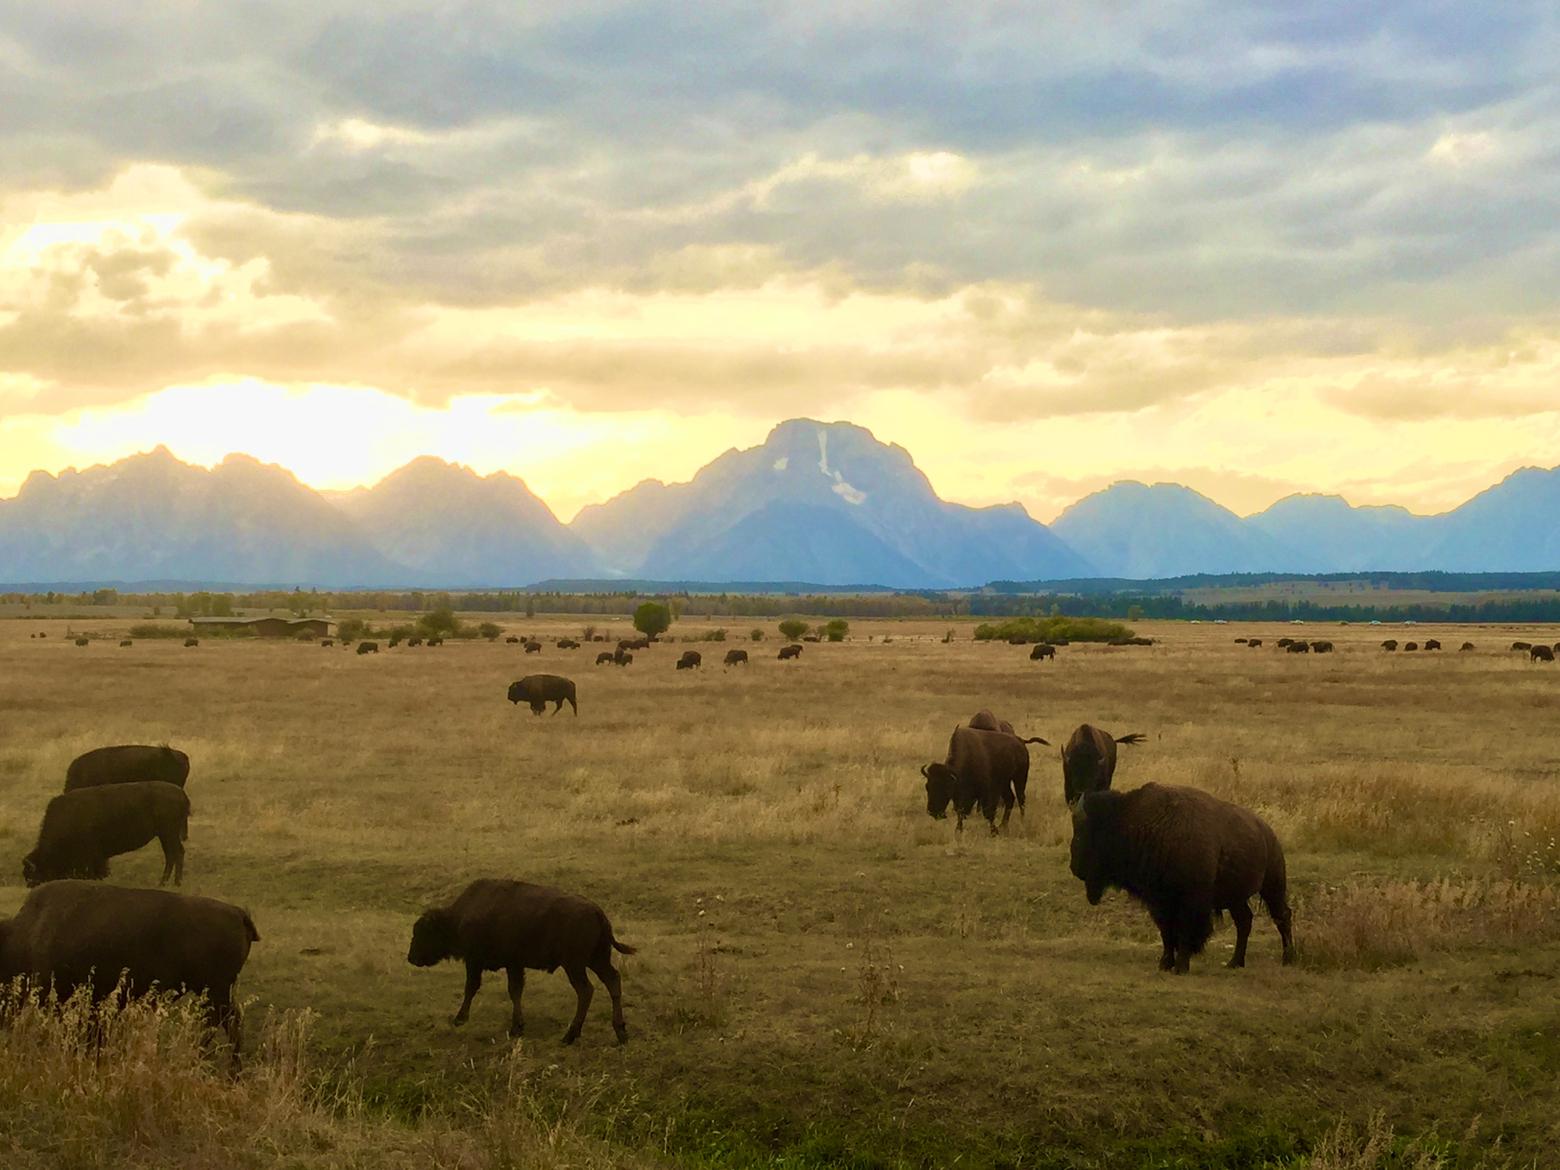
921;763;957;819
1068;798;1109;905
407;908;458;967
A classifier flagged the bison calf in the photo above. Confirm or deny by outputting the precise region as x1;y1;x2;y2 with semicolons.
0;880;258;1054
407;878;635;1044
507;675;578;715
23;781;191;887
1069;783;1294;974
65;743;189;792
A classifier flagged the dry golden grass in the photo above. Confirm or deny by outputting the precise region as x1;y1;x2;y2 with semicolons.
2;613;1558;1167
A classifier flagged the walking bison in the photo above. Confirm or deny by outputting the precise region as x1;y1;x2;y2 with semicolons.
23;781;190;887
922;725;1046;834
723;649;748;666
407;878;634;1044
507;675;578;715
357;642;379;655
1069;783;1295;974
65;744;189;792
676;651;702;670
595;652;615;665
778;645;803;660
1029;643;1056;661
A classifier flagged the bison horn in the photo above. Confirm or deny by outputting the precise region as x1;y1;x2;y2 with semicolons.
920;764;932;780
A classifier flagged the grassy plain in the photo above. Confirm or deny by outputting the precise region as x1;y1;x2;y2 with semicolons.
1;613;1558;1168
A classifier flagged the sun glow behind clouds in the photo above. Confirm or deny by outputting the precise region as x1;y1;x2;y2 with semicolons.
5;381;755;520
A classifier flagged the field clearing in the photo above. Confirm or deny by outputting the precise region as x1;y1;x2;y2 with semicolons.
2;615;1559;1168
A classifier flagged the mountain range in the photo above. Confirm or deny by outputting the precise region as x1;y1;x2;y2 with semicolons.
1;418;1557;587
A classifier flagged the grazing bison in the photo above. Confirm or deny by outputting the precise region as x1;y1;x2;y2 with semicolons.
1403;642;1419;652
675;650;702;670
407;878;634;1044
617;638;650;652
1381;640;1399;651
0;880;259;1054
1007;635;1032;645
1069;783;1295;974
558;639;581;649
611;650;633;666
1061;724;1146;805
23;781;190;887
389;636;403;648
66;744;189;792
922;725;1047;834
1423;639;1442;651
595;651;615;665
524;641;542;654
1285;640;1310;653
408;637;424;647
967;709;1018;736
506;636;521;644
778;644;803;660
723;649;749;666
119;639;132;648
73;637;89;647
1309;641;1334;653
1029;643;1056;661
321;639;334;647
1460;642;1476;651
427;637;444;647
1511;641;1531;651
1276;637;1295;648
357;641;379;655
1530;645;1554;663
1247;638;1263;648
507;675;578;716
1233;637;1248;644
1109;636;1154;647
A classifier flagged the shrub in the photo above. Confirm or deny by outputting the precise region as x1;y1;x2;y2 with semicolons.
750;628;765;641
477;622;502;641
823;618;849;642
634;601;672;639
704;628;727;642
778;618;809;641
337;617;368;642
972;616;1133;643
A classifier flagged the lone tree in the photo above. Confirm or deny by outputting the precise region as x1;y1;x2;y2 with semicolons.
824;618;849;642
778;618;809;641
634;601;672;640
478;622;503;641
417;606;461;640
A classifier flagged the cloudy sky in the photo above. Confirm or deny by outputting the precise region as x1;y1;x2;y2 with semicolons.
3;2;1558;522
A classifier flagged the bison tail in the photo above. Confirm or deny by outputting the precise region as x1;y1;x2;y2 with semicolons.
1115;733;1146;746
243;912;261;943
611;939;638;956
1019;736;1050;746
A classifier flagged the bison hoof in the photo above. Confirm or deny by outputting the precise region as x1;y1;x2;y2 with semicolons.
451;1014;468;1028
614;1026;628;1045
1226;957;1245;969
561;1031;580;1046
1158;955;1175;972
508;1024;525;1038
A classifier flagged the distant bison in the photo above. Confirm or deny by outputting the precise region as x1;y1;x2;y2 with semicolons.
507;675;578;716
408;637;424;647
612;651;633;667
558;639;581;649
1460;642;1476;651
321;639;334;647
0;880;259;1055
1511;641;1532;651
119;639;132;648
426;637;444;647
1233;637;1248;644
73;637;89;647
1276;638;1295;648
676;650;701;670
357;641;379;655
1423;639;1442;651
1109;636;1154;647
595;652;615;666
506;636;521;644
617;638;650;652
1246;638;1262;648
388;636;403;648
1069;783;1295;974
1381;640;1399;651
1285;640;1310;653
524;641;542;654
1061;724;1146;805
922;724;1046;834
1403;642;1419;652
1530;645;1554;663
1029;643;1056;661
1309;641;1334;653
23;781;190;887
407;878;634;1044
778;645;803;661
66;744;189;792
723;649;749;666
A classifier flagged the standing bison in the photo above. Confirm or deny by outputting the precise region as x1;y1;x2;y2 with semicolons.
357;641;379;655
524;641;542;654
1381;640;1399;651
922;725;1046;834
723;649;748;666
1530;645;1555;663
507;675;578;715
0;880;258;1054
407;878;635;1044
1061;724;1146;805
1423;639;1442;651
1029;643;1056;661
1309;641;1334;653
595;651;615;666
1069;783;1295;974
23;781;190;887
65;744;190;792
778;644;803;660
676;650;702;670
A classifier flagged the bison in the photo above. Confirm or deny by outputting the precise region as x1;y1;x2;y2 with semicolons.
66;744;189;792
1460;642;1475;651
778;645;803;661
0;880;259;1055
1246;638;1262;648
524;641;542;654
507;675;578;716
558;639;581;649
408;637;424;647
967;709;1017;736
675;651;701;670
506;636;521;644
407;878;634;1044
321;639;334;647
723;649;749;666
613;651;633;667
119;639;132;648
426;637;444;647
1423;639;1442;651
922;725;1046;834
1069;783;1295;974
1285;640;1310;653
617;638;650;652
1403;642;1419;652
1276;638;1295;648
357;641;379;655
1309;641;1334;653
1530;645;1554;663
595;651;615;665
1061;724;1146;805
1511;641;1532;651
1233;637;1248;644
1381;640;1399;651
23;781;190;887
1029;643;1056;661
73;637;89;647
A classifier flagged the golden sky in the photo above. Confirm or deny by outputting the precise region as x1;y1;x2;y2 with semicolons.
3;7;1559;522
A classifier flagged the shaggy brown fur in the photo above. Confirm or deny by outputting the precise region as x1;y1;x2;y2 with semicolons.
922;725;1039;834
676;651;702;670
1061;724;1145;805
0;880;258;1052
507;675;578;715
23;781;190;887
65;744;190;792
407;878;635;1044
1069;783;1295;974
723;649;748;666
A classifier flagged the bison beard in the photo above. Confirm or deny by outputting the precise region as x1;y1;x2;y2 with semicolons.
1069;783;1295;974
